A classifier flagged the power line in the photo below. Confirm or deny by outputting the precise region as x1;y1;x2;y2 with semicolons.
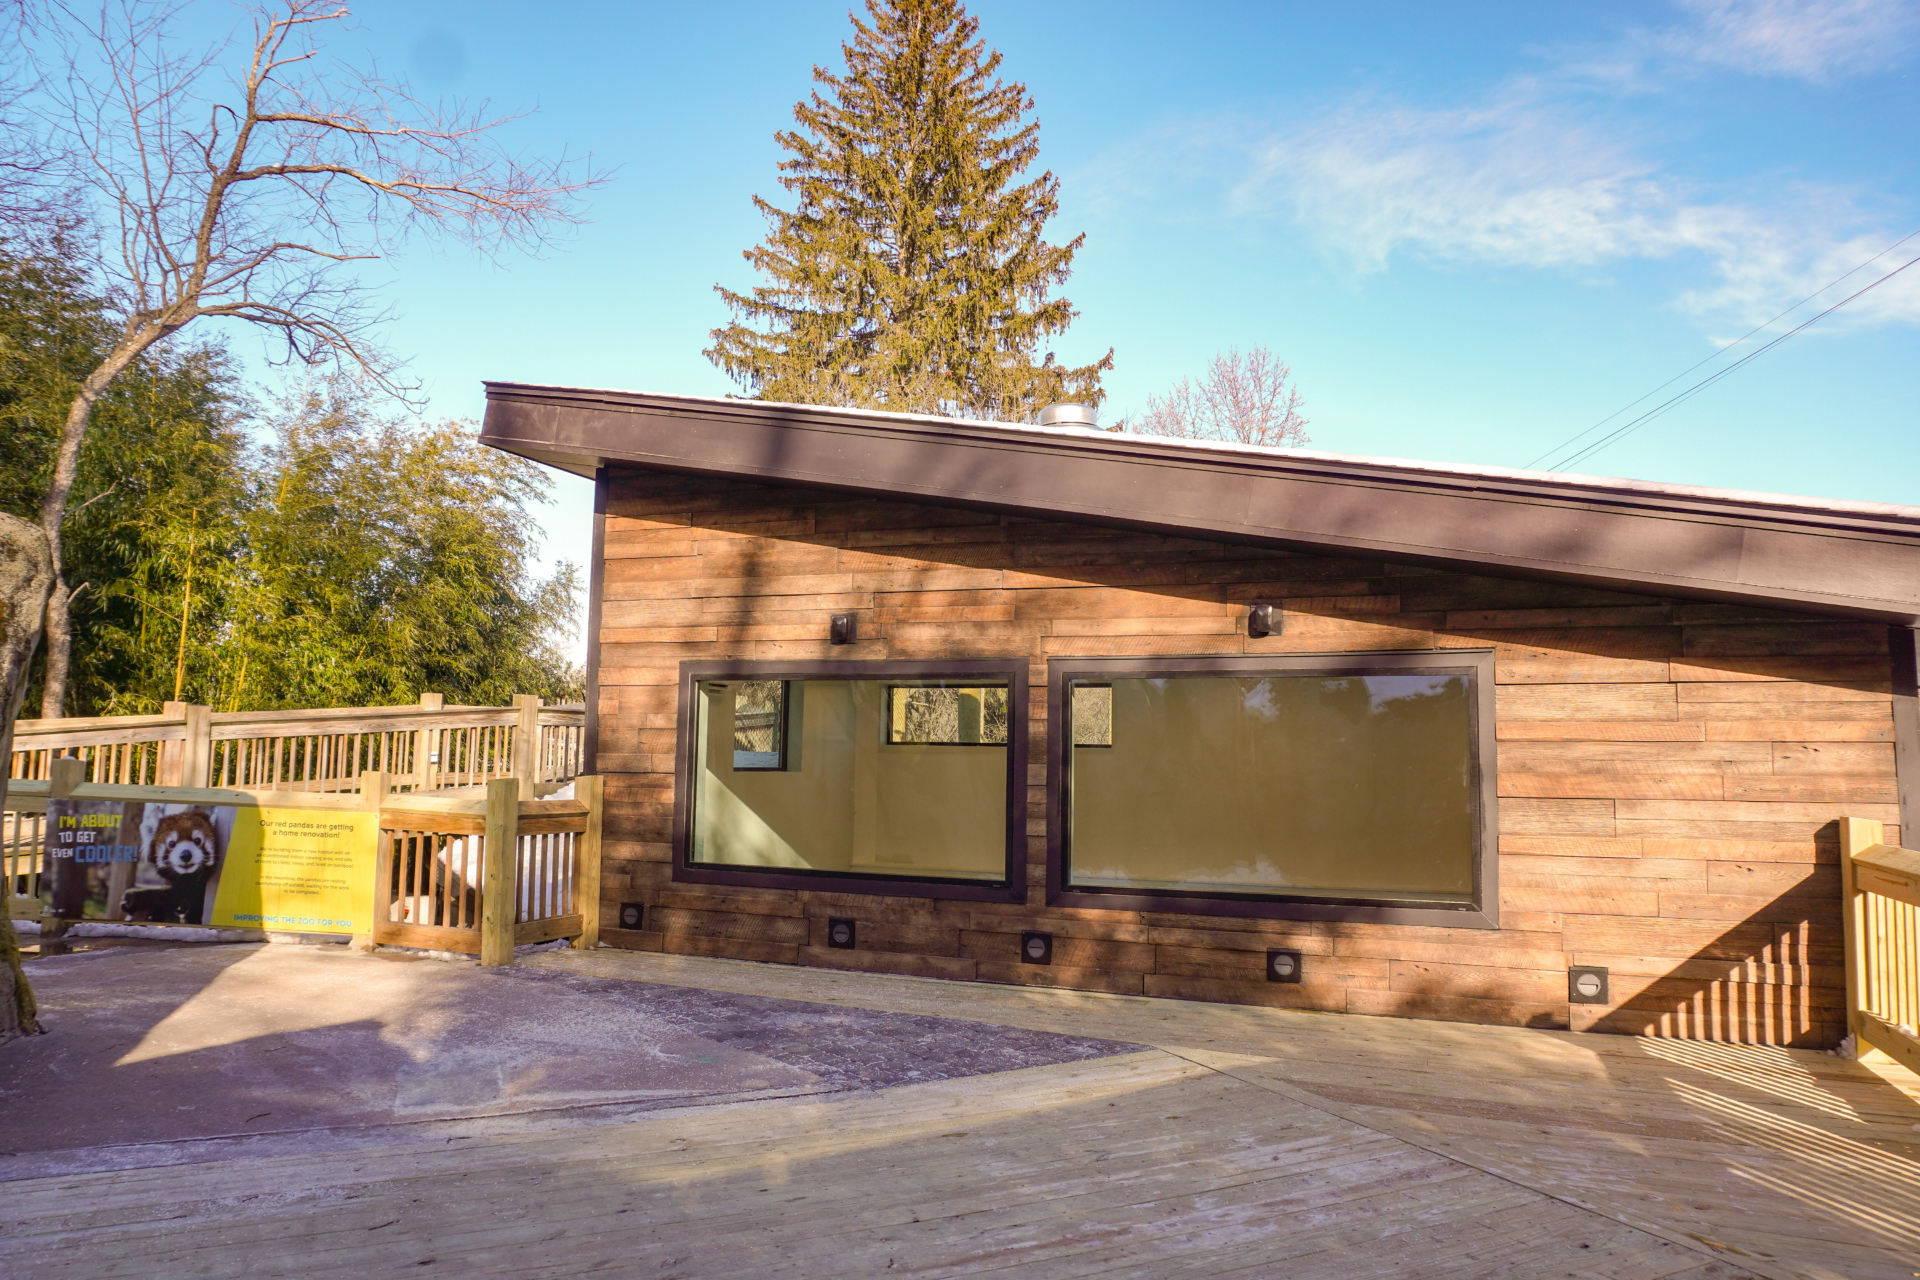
1544;251;1920;475
1525;227;1920;472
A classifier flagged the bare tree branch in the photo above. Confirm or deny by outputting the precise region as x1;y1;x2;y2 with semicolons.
0;1;71;232
17;0;602;715
1132;347;1310;450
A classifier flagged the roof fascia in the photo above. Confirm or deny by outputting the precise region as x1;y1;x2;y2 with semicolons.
480;382;1920;624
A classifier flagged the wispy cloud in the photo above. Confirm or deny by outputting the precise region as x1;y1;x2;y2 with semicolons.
1241;95;1679;273
1666;0;1919;82
1073;3;1920;335
1237;94;1919;330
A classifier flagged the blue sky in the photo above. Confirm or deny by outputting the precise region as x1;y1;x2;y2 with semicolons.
179;1;1920;646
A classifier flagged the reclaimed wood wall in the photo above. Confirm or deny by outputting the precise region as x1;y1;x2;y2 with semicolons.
596;470;1901;1048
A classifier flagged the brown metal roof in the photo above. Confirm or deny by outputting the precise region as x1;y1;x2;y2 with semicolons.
480;382;1920;624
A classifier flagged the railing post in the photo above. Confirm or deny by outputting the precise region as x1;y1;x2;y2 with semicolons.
512;694;541;795
157;701;190;786
413;693;443;792
48;758;84;805
45;757;88;933
351;770;389;954
479;777;519;966
1839;815;1881;1055
573;774;603;951
181;704;214;789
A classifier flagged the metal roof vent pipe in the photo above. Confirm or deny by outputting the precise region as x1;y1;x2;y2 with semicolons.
1038;402;1097;428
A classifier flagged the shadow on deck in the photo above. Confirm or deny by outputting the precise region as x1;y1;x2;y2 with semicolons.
2;943;1915;1280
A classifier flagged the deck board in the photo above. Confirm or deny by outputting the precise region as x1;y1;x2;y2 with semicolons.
530;950;1920;1280
4;947;1917;1279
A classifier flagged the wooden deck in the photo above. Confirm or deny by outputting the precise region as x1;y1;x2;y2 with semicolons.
6;949;1918;1279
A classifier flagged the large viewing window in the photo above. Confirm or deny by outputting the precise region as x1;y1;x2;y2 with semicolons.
676;662;1025;898
1049;653;1495;926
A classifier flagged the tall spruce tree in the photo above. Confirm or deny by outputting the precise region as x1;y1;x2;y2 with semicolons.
707;0;1110;420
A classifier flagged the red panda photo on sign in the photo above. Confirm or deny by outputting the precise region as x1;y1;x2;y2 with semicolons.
119;804;232;925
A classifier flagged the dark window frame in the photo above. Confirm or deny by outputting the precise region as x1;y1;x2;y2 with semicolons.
1045;650;1500;929
673;659;1029;903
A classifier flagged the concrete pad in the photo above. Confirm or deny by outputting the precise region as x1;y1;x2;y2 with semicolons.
0;943;1135;1178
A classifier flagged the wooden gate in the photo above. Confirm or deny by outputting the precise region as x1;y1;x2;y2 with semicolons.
374;776;603;963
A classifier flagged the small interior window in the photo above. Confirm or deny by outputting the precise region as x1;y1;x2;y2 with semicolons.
886;685;1009;745
1070;684;1112;747
730;680;786;770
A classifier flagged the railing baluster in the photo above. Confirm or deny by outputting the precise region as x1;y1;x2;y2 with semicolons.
461;834;476;929
414;829;428;925
545;833;557;918
412;832;427;923
529;833;541;921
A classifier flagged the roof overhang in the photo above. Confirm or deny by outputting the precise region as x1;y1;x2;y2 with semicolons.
481;382;1920;625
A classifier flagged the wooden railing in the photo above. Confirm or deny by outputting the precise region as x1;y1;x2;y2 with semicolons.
373;775;603;964
3;768;602;964
1840;816;1920;1075
9;694;585;797
4;792;50;927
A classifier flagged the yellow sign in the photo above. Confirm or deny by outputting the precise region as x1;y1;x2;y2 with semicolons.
209;808;378;935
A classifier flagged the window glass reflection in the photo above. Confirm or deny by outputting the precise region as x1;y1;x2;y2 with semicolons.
693;679;1009;882
1066;674;1477;903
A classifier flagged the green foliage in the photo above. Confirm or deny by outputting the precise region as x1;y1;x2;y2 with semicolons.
208;378;583;711
0;230;250;714
708;0;1110;420
0;239;582;715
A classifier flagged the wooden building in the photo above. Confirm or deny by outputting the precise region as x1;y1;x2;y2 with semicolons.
480;385;1920;1048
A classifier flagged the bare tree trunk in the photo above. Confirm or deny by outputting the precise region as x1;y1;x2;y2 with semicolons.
0;513;54;1039
37;577;70;719
37;348;140;720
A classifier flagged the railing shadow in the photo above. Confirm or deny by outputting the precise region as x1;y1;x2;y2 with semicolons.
1576;871;1845;1049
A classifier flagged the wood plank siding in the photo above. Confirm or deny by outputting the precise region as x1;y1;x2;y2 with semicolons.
592;469;1898;1049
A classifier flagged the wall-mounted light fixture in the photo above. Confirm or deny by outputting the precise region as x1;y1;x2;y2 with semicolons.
827;917;857;949
1266;948;1303;983
1568;966;1609;1004
829;613;858;645
1021;931;1053;965
1247;602;1281;639
618;902;644;931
